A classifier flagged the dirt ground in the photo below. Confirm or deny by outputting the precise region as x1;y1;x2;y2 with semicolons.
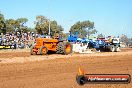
0;48;132;88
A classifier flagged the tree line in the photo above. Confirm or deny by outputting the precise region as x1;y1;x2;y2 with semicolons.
0;12;131;46
0;12;98;38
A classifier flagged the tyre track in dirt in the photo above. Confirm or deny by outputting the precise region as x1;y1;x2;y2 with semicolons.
0;48;132;64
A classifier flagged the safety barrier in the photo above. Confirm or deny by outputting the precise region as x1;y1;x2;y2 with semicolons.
0;45;16;49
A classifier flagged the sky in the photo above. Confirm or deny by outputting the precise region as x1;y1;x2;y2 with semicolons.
0;0;132;38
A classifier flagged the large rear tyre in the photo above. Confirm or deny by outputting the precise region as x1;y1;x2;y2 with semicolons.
30;45;37;55
63;42;72;55
110;45;115;52
40;46;48;55
56;42;63;54
56;42;72;55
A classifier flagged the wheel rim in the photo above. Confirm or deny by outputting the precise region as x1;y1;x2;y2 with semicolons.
42;47;47;54
65;44;71;53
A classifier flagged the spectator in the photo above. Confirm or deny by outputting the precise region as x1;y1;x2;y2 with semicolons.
0;32;39;49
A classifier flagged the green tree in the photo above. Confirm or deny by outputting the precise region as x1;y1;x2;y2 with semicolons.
62;33;69;39
35;15;64;36
27;28;37;33
97;33;104;38
6;19;18;33
128;38;132;46
0;12;6;34
17;18;28;25
17;18;28;33
70;20;97;38
6;18;28;33
35;15;49;34
120;34;129;45
50;21;64;36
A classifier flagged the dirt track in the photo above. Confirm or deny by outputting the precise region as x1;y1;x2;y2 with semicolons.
0;48;132;88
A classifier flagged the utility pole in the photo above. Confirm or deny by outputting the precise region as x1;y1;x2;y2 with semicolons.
48;19;50;36
48;0;51;36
